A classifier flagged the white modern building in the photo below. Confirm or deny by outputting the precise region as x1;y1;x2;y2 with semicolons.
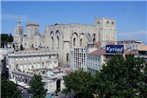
87;49;106;75
70;47;87;71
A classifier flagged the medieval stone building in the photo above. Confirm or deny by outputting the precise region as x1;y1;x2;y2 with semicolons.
14;17;116;66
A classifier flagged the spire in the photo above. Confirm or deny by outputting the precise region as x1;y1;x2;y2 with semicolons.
15;16;23;35
17;16;21;24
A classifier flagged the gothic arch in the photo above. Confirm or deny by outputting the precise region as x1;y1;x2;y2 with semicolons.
79;33;84;37
51;36;54;48
73;38;76;46
50;31;54;36
72;32;78;37
50;31;54;49
56;30;60;47
56;30;60;36
88;33;92;37
80;38;82;46
79;33;84;46
97;21;100;24
72;32;78;47
93;33;96;42
112;21;114;25
57;36;59;47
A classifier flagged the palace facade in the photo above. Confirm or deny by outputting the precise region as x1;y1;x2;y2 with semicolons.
14;17;116;66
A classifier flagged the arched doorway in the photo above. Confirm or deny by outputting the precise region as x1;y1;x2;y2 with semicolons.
24;78;27;84
56;79;61;92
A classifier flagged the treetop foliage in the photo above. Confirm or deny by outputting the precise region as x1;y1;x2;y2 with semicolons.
63;55;147;98
28;74;47;98
1;33;13;42
1;77;22;98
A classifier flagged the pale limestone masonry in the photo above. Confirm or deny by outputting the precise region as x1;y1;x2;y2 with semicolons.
14;17;116;66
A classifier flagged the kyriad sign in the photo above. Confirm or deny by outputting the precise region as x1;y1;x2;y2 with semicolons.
106;45;124;54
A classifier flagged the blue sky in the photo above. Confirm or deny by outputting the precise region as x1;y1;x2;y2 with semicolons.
1;1;147;44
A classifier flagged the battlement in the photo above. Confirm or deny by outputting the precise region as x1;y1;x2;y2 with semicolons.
26;22;39;26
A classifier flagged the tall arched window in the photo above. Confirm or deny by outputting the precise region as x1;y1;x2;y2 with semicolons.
93;34;96;43
57;36;59;46
56;30;60;47
50;31;53;36
106;21;109;27
80;38;82;46
79;33;84;46
66;53;69;62
51;36;54;48
73;38;76;46
112;21;114;25
97;21;100;24
111;21;114;27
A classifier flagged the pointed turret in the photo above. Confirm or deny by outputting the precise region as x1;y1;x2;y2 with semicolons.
18;16;21;24
15;16;23;35
14;16;24;49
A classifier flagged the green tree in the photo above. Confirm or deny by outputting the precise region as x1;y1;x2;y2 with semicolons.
1;33;13;42
94;55;147;98
28;74;47;98
1;33;13;47
9;33;13;42
63;70;94;98
1;77;22;98
1;34;9;42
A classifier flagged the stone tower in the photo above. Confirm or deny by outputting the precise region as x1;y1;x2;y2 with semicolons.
25;22;40;49
95;18;116;45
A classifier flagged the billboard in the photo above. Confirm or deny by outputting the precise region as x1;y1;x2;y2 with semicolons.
106;45;124;54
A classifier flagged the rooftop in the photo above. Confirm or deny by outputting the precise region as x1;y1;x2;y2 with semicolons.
46;23;94;27
26;22;39;26
138;45;147;51
117;40;143;43
89;49;105;56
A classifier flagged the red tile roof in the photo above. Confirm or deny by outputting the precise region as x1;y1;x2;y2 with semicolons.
89;49;106;56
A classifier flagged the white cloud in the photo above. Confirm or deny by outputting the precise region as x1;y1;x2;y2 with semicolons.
117;30;147;43
2;13;18;20
1;13;29;21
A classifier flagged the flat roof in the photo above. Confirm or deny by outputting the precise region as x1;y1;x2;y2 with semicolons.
117;40;143;43
26;22;39;26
